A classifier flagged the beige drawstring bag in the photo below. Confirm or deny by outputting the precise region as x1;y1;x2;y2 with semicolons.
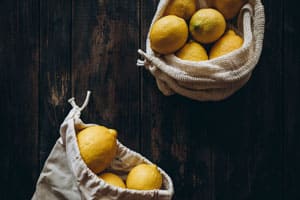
32;91;174;200
137;0;265;101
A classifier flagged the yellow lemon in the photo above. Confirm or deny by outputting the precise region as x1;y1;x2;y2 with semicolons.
189;8;226;44
164;0;197;20
126;164;163;190
77;126;117;174
99;172;126;188
209;30;243;59
150;15;188;54
176;40;208;61
210;0;248;20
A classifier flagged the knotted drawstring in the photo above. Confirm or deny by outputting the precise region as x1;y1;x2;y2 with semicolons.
137;49;154;67
60;91;92;142
136;49;146;66
136;59;146;66
68;90;91;111
65;91;91;119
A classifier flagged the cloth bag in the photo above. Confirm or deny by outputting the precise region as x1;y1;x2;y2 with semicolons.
137;0;265;101
32;91;174;200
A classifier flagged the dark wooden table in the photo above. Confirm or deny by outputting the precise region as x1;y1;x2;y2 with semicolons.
0;0;300;199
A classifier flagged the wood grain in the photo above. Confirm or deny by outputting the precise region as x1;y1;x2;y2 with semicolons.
140;1;213;199
212;0;284;199
39;0;72;169
1;0;300;199
0;0;39;199
283;0;300;199
140;0;284;200
71;0;140;150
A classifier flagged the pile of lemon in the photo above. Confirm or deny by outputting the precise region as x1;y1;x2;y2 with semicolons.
77;125;163;190
150;0;247;61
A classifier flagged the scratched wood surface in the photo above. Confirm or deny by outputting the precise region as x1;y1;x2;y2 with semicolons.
0;0;300;199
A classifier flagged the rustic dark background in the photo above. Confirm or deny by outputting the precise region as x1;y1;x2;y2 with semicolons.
0;0;299;199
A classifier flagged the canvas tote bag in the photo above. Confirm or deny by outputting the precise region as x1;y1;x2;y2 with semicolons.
137;0;265;101
32;91;174;200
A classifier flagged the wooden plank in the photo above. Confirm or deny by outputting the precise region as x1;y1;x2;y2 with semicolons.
0;0;39;199
140;1;212;199
141;1;284;200
39;0;72;169
71;0;140;150
212;0;284;199
283;0;300;199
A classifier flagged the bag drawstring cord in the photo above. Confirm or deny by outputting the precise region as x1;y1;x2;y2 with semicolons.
137;49;153;67
136;59;145;66
68;90;91;112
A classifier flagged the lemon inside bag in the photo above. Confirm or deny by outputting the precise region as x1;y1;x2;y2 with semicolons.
74;123;174;192
137;0;265;101
33;92;174;200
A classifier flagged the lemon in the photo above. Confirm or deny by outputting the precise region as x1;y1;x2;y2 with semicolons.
77;126;117;174
99;172;126;188
189;8;226;44
210;0;247;20
150;15;188;54
209;30;243;59
176;40;208;61
126;164;163;190
164;0;197;20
